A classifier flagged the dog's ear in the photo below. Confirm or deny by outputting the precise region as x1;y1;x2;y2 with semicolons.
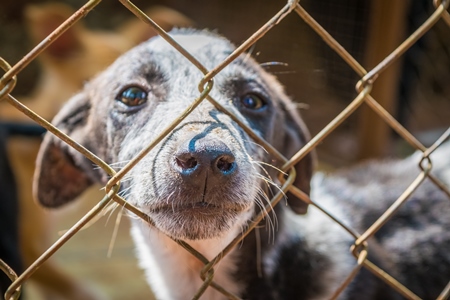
33;92;104;208
279;100;315;214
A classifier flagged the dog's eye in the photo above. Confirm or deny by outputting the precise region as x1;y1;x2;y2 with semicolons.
118;87;148;106
241;93;266;110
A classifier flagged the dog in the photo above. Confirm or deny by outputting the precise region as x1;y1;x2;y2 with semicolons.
0;3;191;299
32;30;450;299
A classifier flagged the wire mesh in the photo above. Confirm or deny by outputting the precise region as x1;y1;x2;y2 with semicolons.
0;0;449;299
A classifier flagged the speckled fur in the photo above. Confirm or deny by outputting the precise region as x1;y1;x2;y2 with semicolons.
314;144;450;299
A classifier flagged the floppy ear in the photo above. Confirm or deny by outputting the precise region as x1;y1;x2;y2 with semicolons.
279;100;315;214
33;92;106;208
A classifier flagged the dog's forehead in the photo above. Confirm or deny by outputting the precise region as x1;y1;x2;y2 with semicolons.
96;31;247;86
128;31;239;72
151;32;234;55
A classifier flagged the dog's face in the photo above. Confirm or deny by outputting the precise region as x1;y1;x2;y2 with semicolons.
33;30;313;241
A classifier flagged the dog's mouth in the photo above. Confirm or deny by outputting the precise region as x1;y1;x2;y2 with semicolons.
148;201;246;215
141;198;252;240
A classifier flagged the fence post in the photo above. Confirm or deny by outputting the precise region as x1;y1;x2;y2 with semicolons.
358;0;409;159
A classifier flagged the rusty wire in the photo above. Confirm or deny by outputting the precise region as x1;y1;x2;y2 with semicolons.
1;0;450;299
0;259;20;300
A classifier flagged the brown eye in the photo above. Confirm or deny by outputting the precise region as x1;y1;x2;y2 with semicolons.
118;86;148;106
241;93;266;110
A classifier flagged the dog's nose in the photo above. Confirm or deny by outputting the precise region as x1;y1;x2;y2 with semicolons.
172;139;236;184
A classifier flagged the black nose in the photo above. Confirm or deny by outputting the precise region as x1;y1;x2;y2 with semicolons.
172;139;237;185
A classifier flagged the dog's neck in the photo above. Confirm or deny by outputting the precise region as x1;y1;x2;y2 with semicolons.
130;217;252;299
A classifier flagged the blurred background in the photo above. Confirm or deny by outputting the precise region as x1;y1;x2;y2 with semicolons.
0;0;449;299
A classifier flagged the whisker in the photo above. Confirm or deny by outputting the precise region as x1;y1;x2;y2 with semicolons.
254;187;276;237
105;202;120;224
241;139;269;154
260;61;289;68
256;172;287;203
238;219;251;249
56;200;119;236
256;187;278;241
166;190;176;206
243;43;257;64
109;160;132;166
252;160;287;176
92;159;132;171
107;205;125;258
253;163;274;188
118;184;135;197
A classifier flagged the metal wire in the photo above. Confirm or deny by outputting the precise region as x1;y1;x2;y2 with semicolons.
1;0;449;299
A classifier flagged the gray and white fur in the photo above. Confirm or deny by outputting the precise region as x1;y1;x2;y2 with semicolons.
33;30;450;299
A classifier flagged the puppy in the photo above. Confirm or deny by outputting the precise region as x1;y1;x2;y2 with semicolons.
33;30;449;299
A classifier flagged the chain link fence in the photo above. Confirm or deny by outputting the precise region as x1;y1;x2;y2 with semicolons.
1;0;450;299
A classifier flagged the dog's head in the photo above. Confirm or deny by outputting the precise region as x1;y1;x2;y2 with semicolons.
33;30;314;240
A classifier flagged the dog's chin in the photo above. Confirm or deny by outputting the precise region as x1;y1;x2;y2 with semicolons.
146;203;250;241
